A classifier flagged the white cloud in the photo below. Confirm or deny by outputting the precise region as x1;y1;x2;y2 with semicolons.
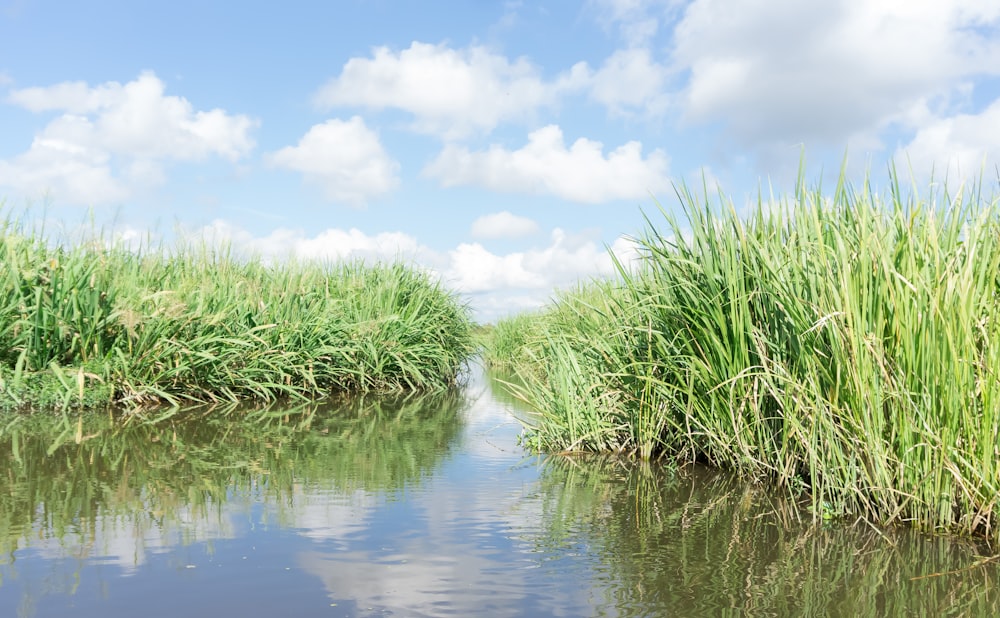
9;71;255;161
312;39;676;132
589;0;683;46
7;79;114;113
182;220;639;322
896;97;1000;182
443;230;641;321
0;126;129;203
267;117;399;207
587;47;669;116
671;0;1000;147
443;228;639;294
0;71;256;204
445;242;548;293
193;219;428;264
470;211;540;239
423;124;671;203
313;41;588;138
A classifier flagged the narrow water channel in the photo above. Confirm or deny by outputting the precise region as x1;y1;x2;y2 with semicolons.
0;366;997;617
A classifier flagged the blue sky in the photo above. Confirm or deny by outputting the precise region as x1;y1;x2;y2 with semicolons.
2;1;999;321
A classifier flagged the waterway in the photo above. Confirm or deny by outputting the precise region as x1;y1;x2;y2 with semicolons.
0;367;996;617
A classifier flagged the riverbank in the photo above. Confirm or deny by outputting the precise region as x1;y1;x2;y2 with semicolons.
486;169;1000;543
0;218;474;410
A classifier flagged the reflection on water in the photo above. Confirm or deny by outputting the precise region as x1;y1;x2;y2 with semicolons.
532;458;1000;616
0;369;997;617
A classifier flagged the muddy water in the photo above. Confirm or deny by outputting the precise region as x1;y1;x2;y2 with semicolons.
0;368;996;617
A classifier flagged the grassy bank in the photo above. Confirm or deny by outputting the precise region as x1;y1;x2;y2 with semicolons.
0;218;474;410
486;169;1000;542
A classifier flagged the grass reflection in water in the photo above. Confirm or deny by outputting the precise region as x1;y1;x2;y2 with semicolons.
0;388;465;564
533;456;1000;617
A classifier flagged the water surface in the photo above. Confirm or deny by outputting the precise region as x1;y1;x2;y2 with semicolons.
0;368;996;617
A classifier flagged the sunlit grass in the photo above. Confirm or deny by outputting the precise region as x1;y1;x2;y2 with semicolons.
0;216;475;409
487;166;1000;542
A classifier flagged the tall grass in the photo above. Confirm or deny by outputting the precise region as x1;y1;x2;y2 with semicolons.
0;217;474;409
487;168;1000;542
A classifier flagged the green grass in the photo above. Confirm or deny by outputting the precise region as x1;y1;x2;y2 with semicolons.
486;166;1000;543
0;216;475;409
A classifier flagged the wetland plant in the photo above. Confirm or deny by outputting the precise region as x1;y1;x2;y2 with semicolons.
487;167;1000;542
0;217;474;409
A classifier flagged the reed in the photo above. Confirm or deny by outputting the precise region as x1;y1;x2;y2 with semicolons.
481;311;542;371
488;167;1000;542
0;217;474;409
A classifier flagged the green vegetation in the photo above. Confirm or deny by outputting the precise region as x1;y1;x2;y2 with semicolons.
0;217;474;409
486;168;1000;542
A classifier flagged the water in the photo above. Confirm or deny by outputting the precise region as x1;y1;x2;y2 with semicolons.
0;367;997;617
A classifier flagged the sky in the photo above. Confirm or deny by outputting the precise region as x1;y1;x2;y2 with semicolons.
1;1;999;322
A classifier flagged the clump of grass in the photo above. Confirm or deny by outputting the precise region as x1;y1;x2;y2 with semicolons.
488;166;1000;543
0;217;474;410
481;310;545;371
488;280;676;459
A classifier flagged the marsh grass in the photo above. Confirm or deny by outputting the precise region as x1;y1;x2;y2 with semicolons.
487;168;1000;542
0;217;474;409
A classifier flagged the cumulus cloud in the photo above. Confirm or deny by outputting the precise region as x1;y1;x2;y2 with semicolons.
313;39;677;132
0;127;129;203
671;0;1000;147
313;41;588;138
193;219;428;264
423;124;671;203
470;211;540;239
183;219;639;321
587;47;670;116
896;97;1000;182
443;228;639;295
445;242;548;292
267;117;399;207
443;230;642;321
0;71;256;204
